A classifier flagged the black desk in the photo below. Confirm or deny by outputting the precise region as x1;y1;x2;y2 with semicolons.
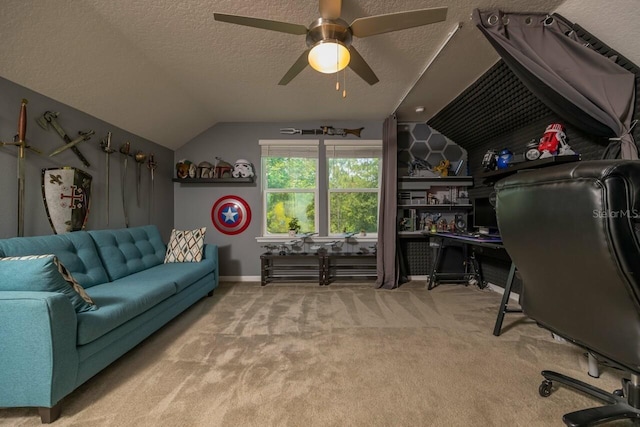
424;231;522;336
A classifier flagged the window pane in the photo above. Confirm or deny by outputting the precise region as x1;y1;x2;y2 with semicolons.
329;158;379;189
266;192;316;233
265;157;317;189
329;192;378;234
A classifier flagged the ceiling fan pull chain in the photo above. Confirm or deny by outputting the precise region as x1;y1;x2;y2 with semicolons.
342;67;347;98
336;43;341;91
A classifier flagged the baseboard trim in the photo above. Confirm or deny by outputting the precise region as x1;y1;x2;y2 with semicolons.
413;276;520;302
487;282;520;302
220;276;261;282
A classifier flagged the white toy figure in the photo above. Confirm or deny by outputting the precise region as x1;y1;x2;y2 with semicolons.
232;159;255;178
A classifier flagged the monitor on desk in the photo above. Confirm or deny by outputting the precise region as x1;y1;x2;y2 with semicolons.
473;196;499;235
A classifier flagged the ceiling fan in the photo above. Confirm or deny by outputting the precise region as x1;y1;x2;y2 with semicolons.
214;0;447;86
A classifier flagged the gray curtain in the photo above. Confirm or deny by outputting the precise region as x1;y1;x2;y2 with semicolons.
473;9;638;159
376;114;406;289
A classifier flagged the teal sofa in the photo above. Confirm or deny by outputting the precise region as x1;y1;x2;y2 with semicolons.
0;225;218;423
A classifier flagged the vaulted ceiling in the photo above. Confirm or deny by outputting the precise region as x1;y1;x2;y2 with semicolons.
0;0;637;150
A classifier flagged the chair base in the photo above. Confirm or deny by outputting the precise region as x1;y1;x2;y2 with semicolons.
540;370;640;426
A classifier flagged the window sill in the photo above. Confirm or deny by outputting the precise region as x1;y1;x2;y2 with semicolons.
256;236;377;243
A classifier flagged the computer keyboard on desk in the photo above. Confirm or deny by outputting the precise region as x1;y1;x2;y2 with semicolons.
453;231;501;240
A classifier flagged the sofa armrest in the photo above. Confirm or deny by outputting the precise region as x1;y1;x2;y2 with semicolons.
0;291;79;408
202;244;219;286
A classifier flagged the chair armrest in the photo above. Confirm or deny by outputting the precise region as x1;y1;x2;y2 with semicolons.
0;291;79;408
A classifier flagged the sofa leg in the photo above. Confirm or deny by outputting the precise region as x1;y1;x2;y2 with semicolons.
38;403;61;423
207;290;214;297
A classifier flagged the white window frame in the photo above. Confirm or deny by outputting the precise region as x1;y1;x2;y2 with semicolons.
325;139;383;237
259;139;319;236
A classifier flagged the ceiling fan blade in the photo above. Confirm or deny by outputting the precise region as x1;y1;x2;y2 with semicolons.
350;7;447;38
278;50;310;85
214;13;308;35
319;0;342;20
348;46;379;85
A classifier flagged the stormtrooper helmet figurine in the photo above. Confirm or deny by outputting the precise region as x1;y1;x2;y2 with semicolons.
232;159;255;178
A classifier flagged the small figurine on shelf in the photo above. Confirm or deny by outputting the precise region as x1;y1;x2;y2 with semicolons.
232;159;255;178
214;157;233;178
176;159;192;179
525;139;541;161
433;159;451;177
197;161;214;178
497;149;513;169
482;150;498;171
538;123;576;158
408;158;437;177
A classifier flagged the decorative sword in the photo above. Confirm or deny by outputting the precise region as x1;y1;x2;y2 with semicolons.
119;141;131;228
0;99;41;236
100;132;115;225
134;151;146;208
280;126;364;137
147;153;157;224
49;130;95;157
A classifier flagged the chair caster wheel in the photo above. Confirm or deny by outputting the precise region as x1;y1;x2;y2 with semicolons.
613;389;624;397
539;380;553;397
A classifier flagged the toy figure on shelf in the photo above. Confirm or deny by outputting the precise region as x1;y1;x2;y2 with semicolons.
525;139;541;161
497;149;513;169
197;161;214;178
176;160;192;179
214;157;233;178
232;159;255;178
538;123;576;158
433;159;451;176
408;158;437;177
482;149;498;171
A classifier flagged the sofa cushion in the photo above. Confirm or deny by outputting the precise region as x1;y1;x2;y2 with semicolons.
88;225;166;281
164;227;206;263
147;260;214;293
78;278;176;345
0;255;97;313
0;232;108;288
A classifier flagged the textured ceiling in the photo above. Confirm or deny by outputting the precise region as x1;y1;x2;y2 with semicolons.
0;0;636;150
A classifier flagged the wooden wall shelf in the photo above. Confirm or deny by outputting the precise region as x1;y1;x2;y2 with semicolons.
477;154;581;183
172;177;254;184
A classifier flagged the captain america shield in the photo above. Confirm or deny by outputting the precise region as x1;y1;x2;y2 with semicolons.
211;195;251;235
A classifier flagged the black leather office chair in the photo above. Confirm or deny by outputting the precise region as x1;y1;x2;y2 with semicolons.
495;160;640;426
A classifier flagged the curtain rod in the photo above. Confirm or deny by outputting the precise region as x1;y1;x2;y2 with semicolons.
393;22;463;114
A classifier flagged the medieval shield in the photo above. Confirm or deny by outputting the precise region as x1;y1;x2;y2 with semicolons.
42;167;92;234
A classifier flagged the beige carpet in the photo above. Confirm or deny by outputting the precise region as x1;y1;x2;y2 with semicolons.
0;281;629;426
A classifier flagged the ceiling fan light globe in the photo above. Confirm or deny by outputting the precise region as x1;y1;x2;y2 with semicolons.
308;41;350;74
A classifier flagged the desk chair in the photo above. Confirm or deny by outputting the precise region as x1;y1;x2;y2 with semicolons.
495;160;640;426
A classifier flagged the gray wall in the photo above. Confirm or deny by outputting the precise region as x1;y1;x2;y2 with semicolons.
0;77;174;239
174;120;383;278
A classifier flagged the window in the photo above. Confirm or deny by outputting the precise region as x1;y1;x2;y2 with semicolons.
260;139;382;237
326;140;382;235
260;140;318;235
